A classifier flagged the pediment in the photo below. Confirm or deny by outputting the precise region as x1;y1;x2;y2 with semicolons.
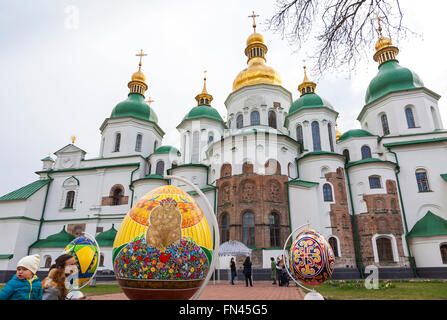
54;144;87;156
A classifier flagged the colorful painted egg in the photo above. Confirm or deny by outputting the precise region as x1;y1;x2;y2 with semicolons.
63;236;99;287
289;229;335;286
112;185;213;300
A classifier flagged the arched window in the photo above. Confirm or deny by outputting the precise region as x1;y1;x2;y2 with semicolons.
311;121;321;151
135;134;142;152
220;213;230;243
44;256;52;268
405;107;416;128
155;160;165;176
323;184;333;202
328;237;339;257
208;132;214;144
114;133;121;152
376;238;393;262
343;149;350;162
296;124;304;150
441;244;447;264
415;169;430;192
369;175;382;189
268;110;277;129
250;111;260;126
269;213;280;247
65;191;75;208
99;253;105;267
242;212;255;247
191;131;199;163
328;123;334;152
361;145;372;159
112;188;123;206
236;114;243;129
381;114;390;136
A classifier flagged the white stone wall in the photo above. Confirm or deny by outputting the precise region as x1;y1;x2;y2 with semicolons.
410;236;447;268
337;136;379;163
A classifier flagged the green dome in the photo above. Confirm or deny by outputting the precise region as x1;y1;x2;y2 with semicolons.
289;93;333;117
365;60;424;105
154;145;181;156
111;93;158;123
96;225;118;246
338;129;373;142
183;105;224;123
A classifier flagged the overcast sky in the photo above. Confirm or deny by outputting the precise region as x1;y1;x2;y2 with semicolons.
1;0;446;196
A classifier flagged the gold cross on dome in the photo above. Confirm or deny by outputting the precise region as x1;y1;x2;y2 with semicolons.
375;13;385;36
71;136;76;144
136;49;147;69
248;11;260;31
146;97;155;106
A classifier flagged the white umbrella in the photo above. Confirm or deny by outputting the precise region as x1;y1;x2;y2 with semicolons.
218;240;252;256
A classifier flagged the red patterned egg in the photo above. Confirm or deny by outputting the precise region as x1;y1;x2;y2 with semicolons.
289;229;335;286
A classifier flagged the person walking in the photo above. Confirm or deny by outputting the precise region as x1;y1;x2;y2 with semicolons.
230;257;237;285
0;254;42;300
42;254;78;300
276;257;282;286
242;256;253;287
270;257;277;285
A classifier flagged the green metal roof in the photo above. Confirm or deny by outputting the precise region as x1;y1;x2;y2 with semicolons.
0;179;51;201
41;156;54;162
383;137;447;148
338;129;374;142
96;225;117;246
407;211;447;238
36;163;140;174
288;180;319;188
288;93;334;117
153;145;181;156
29;226;75;248
178;105;225;128
441;174;447;182
111;93;158;123
0;254;13;260
345;158;395;169
365;60;424;105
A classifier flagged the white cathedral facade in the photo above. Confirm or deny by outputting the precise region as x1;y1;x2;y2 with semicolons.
1;22;447;281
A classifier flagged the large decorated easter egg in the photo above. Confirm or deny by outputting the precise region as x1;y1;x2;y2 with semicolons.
112;185;213;300
63;235;99;287
289;229;335;286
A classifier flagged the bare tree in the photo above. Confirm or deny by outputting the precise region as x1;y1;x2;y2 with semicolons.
268;0;412;75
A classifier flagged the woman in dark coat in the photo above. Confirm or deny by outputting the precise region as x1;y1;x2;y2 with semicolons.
242;256;253;287
230;258;237;285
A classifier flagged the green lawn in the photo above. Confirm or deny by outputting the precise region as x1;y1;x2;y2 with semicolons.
314;280;447;300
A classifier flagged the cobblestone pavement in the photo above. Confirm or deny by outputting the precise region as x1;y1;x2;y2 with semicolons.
89;281;305;300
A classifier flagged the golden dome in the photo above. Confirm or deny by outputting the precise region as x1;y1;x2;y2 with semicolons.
131;70;146;82
246;32;264;46
336;123;342;141
373;25;399;65
375;36;393;52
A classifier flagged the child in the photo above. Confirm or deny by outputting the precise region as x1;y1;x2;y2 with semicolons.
0;254;42;300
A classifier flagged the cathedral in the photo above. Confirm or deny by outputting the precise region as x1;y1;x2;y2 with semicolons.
1;17;447;281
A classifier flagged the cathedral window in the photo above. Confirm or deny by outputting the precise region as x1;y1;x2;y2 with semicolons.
112;188;123;206
65;191;75;208
405;107;416;128
369;176;382;189
269;213;280;247
328;123;334;152
220;213;230;243
268;110;277;129
441;244;447;264
343;149;350;162
242;212;255;247
99;254;105;267
44;256;52;268
250;111;260;125
296;125;304;151
114;133;121;152
311;121;321;151
376;237;394;262
135;134;142;152
236;114;243;129
328;237;339;257
155;160;165;176
380;114;390;136
361;145;372;159
323;184;333;202
415;169;430;192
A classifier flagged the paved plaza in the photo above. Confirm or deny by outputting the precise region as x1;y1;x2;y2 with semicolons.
90;281;305;300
